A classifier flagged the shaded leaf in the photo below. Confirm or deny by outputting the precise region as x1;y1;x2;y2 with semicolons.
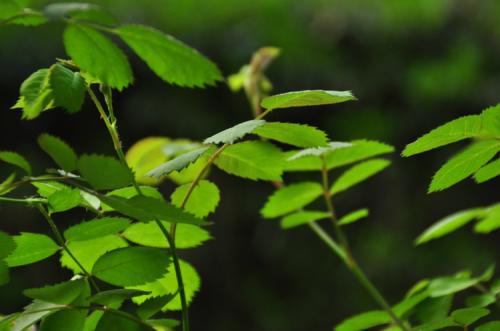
23;279;86;304
0;231;16;259
10;300;64;331
78;155;134;190
38;133;78;171
280;211;330;229
451;307;489;326
204;120;265;145
39;309;86;331
64;217;132;242
261;90;356;110
5;233;59;267
95;311;153;331
136;294;177;320
0;151;31;174
88;289;149;306
253;122;328;147
146;146;209;179
476;321;500;331
331;159;390;194
48;64;86;113
115;24;222;87
262;182;323;218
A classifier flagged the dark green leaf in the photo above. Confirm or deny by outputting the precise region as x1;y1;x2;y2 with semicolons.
48;188;82;213
115;24;222;88
88;289;149;306
48;64;86;114
64;217;132;242
136;294;177;320
5;233;59;267
18;68;54;119
451;307;489;326
78;155;134;190
253;122;328;147
64;24;133;90
475;321;500;331
0;231;16;259
92;247;170;286
466;294;496;308
0;151;31;174
95;311;153;331
23;279;87;304
39;309;86;331
0;261;9;286
415;296;453;324
214;141;284;181
262;182;323;218
38;133;78;171
335;310;390;331
9;300;64;331
261;90;356;110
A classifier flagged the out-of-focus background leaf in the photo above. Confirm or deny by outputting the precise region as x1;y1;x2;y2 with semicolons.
0;0;499;330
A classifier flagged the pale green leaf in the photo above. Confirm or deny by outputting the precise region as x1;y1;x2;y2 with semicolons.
123;222;211;249
428;275;478;297
64;217;132;242
23;279;87;304
78;154;134;190
335;310;390;331
203;120;265;144
331;159;390;194
429;140;500;192
146;146;209;179
115;24;222;88
253;122;328;148
130;259;200;311
99;195;205;225
474;204;500;233
214;141;284;181
338;209;369;225
403;115;485;156
451;307;489;326
48;188;82;213
18;68;54;119
125;137;170;185
0;151;31;174
170;180;220;218
38;133;78;171
280;211;330;229
416;208;482;245
64;24;133;90
61;235;128;274
5;233;59;267
474;158;500;183
261;90;356;110
261;182;323;218
49;64;86;113
92;247;170;287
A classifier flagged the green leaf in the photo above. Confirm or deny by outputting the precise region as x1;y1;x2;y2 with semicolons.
415;208;482;245
38;133;78;172
466;294;496;308
428;275;478;297
18;68;54;119
393;290;430;317
92;247;170;286
415;296;453;324
44;3;116;25
203;120;265;144
9;300;65;331
474;204;500;233
64;24;133;90
146;146;210;179
280;211;330;229
136;294;177;320
338;209;369;225
261;90;356;110
99;195;205;225
451;307;489;326
0;151;31;174
0;0;22;20
326;140;394;170
23;279;87;304
48;64;86;113
476;321;500;331
0;261;9;286
481;104;500;135
39;309;86;331
335;310;390;331
64;217;132;242
414;318;458;331
115;24;222;88
130;259;200;311
88;289;149;306
0;173;16;196
48;188;82;213
402;115;485;156
170;180;220;218
474;158;500;183
78;155;134;190
331;159;391;195
261;182;323;218
146;319;179;329
61;235;128;274
123;222;211;249
214;141;284;181
95;311;153;331
0;231;16;259
5;233;59;267
429;140;500;192
6;11;48;26
253;122;329;148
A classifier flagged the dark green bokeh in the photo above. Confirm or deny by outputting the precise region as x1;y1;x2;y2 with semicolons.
1;1;499;330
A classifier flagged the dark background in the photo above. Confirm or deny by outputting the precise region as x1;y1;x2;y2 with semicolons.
0;1;499;330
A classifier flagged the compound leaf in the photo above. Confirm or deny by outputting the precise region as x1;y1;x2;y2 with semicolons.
261;182;323;218
38;133;78;172
115;24;222;88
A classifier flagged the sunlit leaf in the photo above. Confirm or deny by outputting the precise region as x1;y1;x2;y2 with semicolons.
170;180;220;218
253;122;328;147
0;151;31;174
64;217;132;242
261;90;356;110
331;159;390;194
48;64;86;113
280;210;330;229
451;307;489;326
204;120;265;145
338;209;369;225
261;182;323;218
5;233;59;267
474;158;500;183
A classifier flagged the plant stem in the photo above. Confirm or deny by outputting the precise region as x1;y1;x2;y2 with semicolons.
87;84;190;330
0;196;47;205
317;158;410;331
36;204;100;292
